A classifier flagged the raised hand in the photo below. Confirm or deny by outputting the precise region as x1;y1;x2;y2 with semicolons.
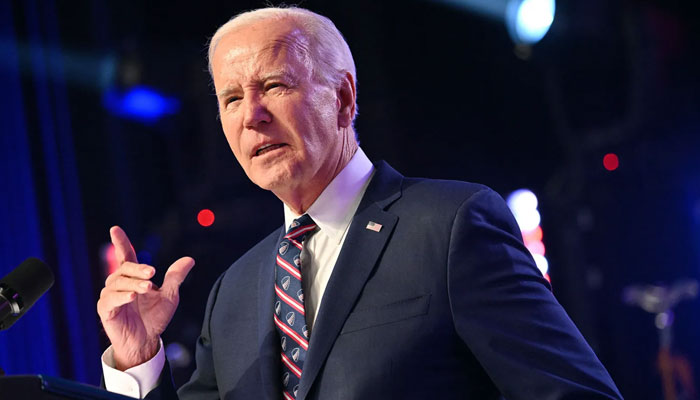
97;226;195;370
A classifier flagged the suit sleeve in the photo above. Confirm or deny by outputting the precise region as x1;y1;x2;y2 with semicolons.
144;274;225;400
447;188;623;399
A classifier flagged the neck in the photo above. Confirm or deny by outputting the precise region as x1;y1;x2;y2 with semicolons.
277;132;358;215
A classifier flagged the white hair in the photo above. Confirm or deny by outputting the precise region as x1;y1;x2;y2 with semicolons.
208;7;357;95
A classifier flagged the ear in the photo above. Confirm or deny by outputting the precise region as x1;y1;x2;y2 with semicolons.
337;71;356;128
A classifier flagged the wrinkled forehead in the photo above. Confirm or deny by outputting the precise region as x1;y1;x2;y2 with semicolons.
212;22;312;85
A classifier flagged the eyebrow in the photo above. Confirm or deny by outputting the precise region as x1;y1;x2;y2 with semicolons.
260;69;297;84
216;87;239;99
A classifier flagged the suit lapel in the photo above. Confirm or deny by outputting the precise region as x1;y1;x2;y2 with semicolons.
258;226;286;400
296;162;403;399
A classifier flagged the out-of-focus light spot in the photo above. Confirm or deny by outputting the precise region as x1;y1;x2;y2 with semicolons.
522;226;543;242
532;253;549;276
514;208;541;232
103;85;180;123
507;189;542;232
603;153;619;171
527;240;545;256
165;342;192;368
508;188;550;280
506;0;555;45
544;273;551;283
100;243;118;276
507;189;538;214
198;209;215;227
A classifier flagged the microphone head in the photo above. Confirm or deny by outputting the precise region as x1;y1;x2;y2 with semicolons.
0;257;54;330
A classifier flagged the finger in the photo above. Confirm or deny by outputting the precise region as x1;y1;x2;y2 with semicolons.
161;257;195;295
110;226;138;264
108;275;153;294
97;290;137;318
105;262;155;286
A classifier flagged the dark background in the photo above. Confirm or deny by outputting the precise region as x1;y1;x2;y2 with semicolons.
2;0;699;398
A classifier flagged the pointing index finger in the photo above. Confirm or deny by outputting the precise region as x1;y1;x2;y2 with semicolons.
110;226;138;264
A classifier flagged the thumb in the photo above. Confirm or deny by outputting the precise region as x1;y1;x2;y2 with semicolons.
161;256;195;295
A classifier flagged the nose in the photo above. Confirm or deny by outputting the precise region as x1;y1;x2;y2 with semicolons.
243;94;272;129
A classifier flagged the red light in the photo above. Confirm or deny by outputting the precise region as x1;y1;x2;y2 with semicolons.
197;209;215;227
522;226;543;243
100;243;118;276
603;153;619;171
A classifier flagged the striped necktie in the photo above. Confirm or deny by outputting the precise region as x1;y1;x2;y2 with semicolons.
274;214;316;400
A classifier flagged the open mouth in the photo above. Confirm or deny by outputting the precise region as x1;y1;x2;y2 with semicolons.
255;143;286;157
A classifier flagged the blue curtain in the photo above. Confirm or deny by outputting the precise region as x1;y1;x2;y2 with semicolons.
0;0;101;384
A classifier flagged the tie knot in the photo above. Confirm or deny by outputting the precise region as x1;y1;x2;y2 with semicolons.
285;214;317;240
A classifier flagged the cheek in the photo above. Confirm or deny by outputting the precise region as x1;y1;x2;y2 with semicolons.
221;118;246;164
296;94;337;144
311;98;340;143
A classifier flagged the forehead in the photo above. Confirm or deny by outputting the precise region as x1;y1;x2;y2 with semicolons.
211;19;312;86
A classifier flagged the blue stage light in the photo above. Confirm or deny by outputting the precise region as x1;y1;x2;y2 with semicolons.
506;0;555;45
103;85;180;123
430;0;555;45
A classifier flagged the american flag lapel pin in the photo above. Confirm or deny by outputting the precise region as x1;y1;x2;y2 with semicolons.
366;221;382;232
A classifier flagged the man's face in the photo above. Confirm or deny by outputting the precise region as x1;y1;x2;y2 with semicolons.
211;19;346;200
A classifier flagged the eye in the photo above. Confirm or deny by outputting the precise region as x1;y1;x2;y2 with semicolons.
224;96;241;106
265;82;286;92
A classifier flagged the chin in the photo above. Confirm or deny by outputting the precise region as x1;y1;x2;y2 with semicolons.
250;165;298;192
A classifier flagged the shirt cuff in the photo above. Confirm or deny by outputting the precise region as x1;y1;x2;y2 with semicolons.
101;338;166;399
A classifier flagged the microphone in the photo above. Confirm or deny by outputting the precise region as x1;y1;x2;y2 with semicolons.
0;257;54;331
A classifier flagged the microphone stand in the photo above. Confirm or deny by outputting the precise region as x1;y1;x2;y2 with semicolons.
623;279;698;400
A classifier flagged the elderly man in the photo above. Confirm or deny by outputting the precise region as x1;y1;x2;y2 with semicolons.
98;6;623;400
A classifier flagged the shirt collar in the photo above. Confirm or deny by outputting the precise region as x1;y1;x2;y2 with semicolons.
283;147;374;244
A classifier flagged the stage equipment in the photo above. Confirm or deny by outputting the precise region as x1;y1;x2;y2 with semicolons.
0;257;54;331
624;279;698;400
0;374;133;399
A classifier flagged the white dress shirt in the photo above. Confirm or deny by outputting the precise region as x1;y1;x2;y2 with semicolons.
102;148;374;398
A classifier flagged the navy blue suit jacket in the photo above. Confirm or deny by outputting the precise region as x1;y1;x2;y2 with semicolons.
148;161;622;399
